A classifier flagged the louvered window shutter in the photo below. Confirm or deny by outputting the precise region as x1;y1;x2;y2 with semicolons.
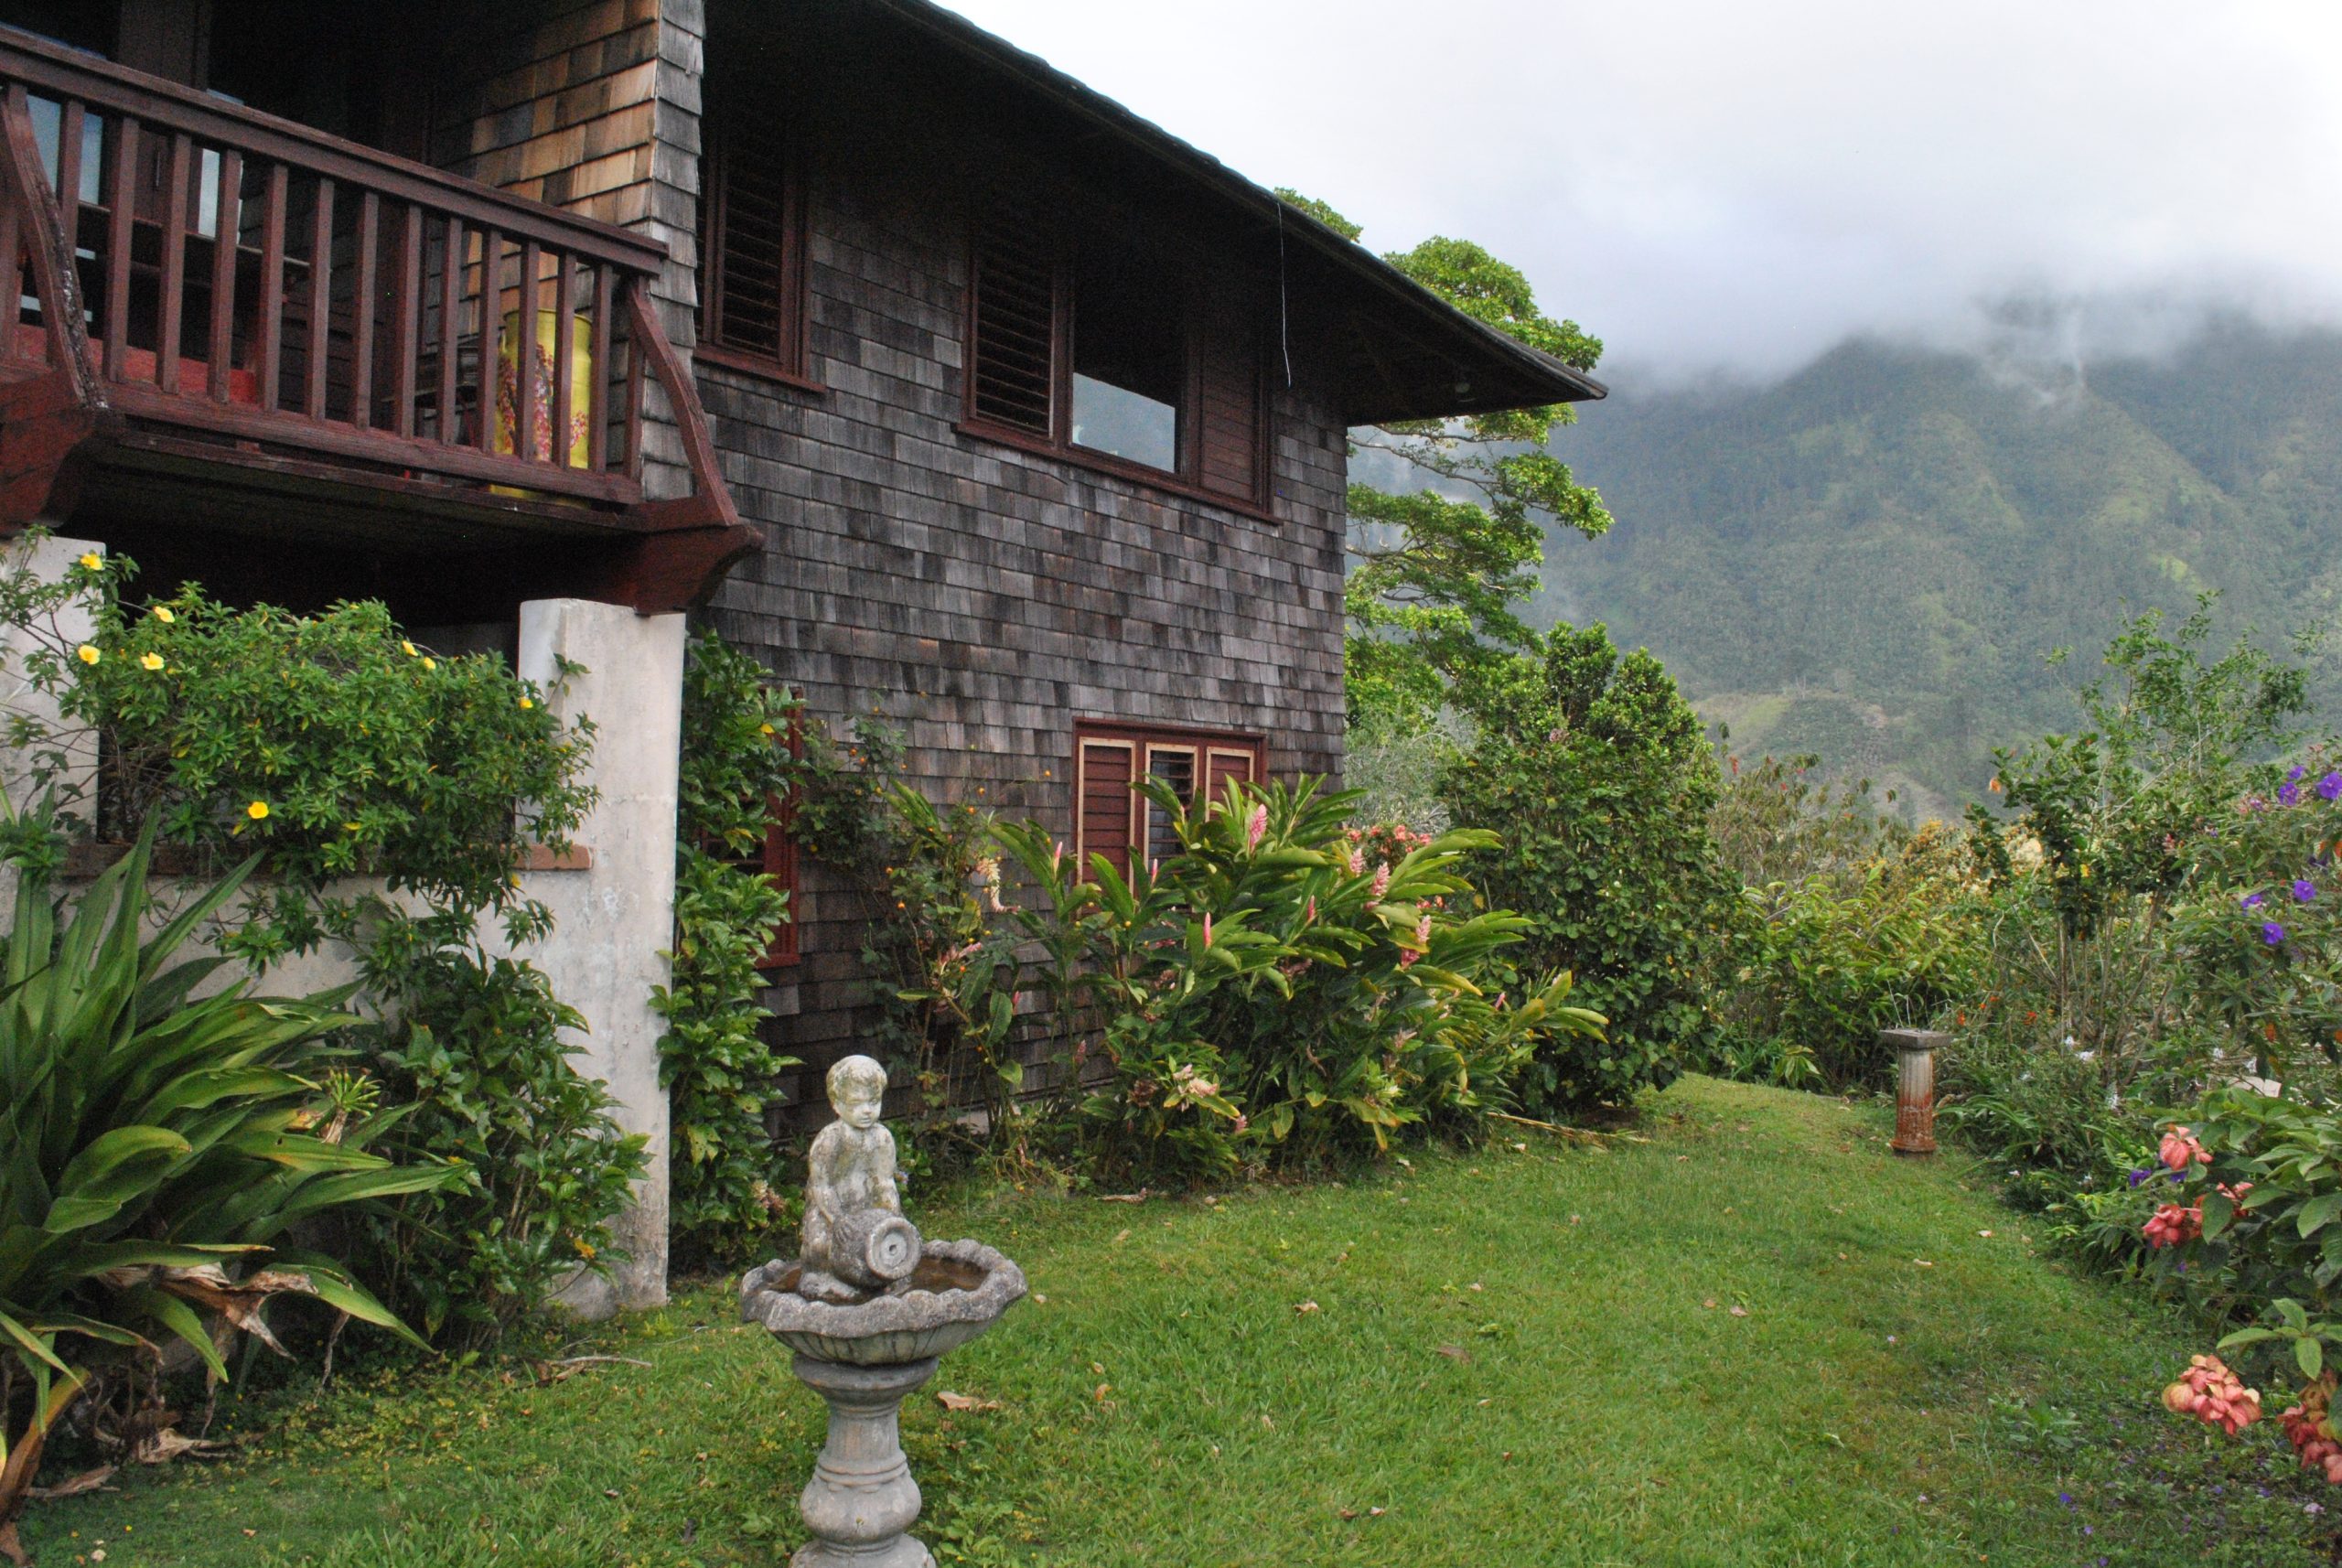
705;102;804;370
1194;272;1265;506
1077;738;1135;877
1206;745;1258;806
970;201;1058;437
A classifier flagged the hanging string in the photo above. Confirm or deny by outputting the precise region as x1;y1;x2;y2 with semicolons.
1275;197;1293;389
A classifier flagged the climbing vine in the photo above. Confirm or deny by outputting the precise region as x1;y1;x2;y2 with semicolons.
658;629;806;1261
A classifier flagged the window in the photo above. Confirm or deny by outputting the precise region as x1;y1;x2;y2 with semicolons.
699;79;808;382
966;196;1268;510
1073;719;1265;876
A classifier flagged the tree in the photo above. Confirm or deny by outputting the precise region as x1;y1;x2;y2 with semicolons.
1280;190;1610;735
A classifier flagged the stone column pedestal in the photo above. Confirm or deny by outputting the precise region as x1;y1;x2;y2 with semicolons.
1884;1028;1949;1155
790;1353;939;1568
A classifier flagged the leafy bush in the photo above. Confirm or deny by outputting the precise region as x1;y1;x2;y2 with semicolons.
1437;623;1735;1112
0;833;443;1558
657;631;801;1262
12;560;595;966
992;778;1603;1184
353;932;646;1348
1715;822;1982;1089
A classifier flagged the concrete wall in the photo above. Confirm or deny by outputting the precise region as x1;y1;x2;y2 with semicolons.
0;532;102;918
0;543;686;1314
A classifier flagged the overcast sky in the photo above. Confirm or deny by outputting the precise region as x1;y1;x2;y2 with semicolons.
937;1;2342;382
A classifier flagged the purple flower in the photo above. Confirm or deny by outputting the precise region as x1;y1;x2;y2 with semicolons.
2281;781;2303;807
2296;879;2318;902
2264;921;2288;946
2128;1166;2152;1187
2243;892;2265;910
2291;766;2309;784
2322;771;2342;801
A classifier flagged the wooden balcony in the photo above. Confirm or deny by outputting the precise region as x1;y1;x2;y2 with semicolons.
0;27;754;613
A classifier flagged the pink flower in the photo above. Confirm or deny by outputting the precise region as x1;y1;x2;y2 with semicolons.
1304;897;1316;926
2159;1126;2211;1172
2143;1203;2203;1248
1414;913;1434;946
1370;863;1391;902
2163;1354;2261;1436
1245;803;1268;850
1200;913;1214;947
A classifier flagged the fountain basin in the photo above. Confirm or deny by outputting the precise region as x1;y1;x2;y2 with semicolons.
742;1238;1026;1365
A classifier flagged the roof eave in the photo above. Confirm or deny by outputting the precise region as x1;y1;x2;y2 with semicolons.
862;0;1607;418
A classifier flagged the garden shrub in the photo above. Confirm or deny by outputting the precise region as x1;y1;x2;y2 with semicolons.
778;720;1045;1175
1714;822;1983;1089
0;541;643;1348
355;929;646;1347
656;631;802;1262
0;830;445;1559
1437;622;1735;1112
1937;605;2325;1195
992;778;1603;1184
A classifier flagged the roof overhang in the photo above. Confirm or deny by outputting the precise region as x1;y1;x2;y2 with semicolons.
856;0;1606;426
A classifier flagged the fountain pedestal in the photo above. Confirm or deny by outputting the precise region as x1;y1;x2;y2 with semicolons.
790;1353;939;1568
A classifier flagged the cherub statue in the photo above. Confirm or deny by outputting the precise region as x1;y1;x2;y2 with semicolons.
797;1055;919;1303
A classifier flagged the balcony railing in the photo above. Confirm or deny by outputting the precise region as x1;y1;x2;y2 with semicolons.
0;27;747;593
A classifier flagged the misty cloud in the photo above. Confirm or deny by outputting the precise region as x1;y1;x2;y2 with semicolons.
936;0;2342;380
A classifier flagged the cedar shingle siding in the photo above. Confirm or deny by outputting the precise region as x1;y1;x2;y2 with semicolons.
696;35;1349;1101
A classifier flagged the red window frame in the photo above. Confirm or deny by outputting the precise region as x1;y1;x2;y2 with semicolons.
1072;718;1265;877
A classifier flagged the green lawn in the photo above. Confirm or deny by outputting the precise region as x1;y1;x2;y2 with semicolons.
22;1077;2337;1566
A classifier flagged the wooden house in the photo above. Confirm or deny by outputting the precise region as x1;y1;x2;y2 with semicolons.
0;0;1601;1305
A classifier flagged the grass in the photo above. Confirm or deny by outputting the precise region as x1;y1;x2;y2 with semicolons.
22;1076;2340;1566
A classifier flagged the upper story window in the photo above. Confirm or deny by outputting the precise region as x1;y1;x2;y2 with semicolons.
699;78;809;383
966;193;1269;513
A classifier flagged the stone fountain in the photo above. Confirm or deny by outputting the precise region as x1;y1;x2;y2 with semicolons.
742;1055;1026;1568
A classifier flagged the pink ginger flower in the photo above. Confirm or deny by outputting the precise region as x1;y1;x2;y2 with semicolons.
1414;913;1434;946
1348;846;1366;875
1245;803;1269;850
1200;912;1214;947
1370;863;1391;902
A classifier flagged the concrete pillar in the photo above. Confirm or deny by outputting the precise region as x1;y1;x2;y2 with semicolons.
515;597;687;1316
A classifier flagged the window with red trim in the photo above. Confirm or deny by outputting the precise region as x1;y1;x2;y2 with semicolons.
966;196;1268;511
1072;719;1264;877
